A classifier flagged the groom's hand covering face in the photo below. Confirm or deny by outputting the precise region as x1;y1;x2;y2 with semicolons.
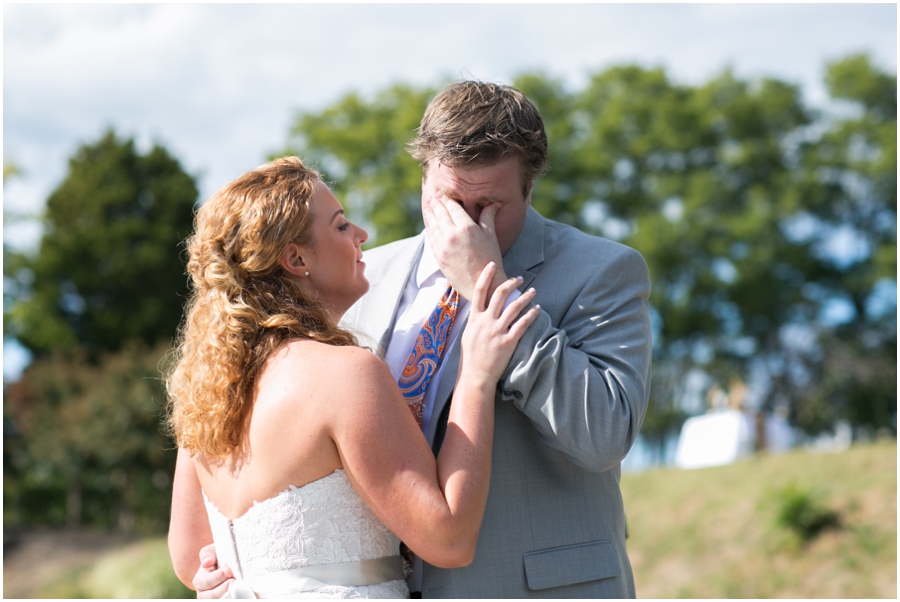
421;159;531;300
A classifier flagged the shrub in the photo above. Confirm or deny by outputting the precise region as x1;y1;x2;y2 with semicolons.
772;483;841;542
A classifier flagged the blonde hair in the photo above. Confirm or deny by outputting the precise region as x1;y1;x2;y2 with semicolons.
166;156;357;458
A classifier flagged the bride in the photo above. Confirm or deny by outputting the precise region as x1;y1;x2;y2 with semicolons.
165;157;538;598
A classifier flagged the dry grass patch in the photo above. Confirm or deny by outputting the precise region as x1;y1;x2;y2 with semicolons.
622;440;896;598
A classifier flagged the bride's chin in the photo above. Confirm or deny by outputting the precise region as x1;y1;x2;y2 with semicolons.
344;281;370;312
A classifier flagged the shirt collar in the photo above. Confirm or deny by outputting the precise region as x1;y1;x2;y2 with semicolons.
416;240;444;289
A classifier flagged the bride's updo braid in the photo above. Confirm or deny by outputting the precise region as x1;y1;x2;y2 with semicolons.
166;157;357;458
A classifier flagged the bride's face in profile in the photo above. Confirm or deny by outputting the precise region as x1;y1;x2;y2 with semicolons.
296;182;370;314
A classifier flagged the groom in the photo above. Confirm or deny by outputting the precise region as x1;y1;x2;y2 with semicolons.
194;81;652;598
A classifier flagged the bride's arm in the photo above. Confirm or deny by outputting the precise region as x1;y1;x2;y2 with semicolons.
331;264;538;568
168;448;234;595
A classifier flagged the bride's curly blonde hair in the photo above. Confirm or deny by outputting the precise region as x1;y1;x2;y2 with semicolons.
165;156;357;458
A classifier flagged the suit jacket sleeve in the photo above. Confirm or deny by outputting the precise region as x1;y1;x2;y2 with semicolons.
500;241;652;472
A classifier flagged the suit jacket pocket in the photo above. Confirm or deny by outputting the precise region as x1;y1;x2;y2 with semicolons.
523;540;621;591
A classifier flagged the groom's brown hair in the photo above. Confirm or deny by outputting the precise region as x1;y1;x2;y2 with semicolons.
408;81;549;194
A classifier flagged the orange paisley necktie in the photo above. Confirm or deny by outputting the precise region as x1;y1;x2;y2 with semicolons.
397;284;459;429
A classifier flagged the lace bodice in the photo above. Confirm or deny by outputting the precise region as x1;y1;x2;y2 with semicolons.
203;470;409;598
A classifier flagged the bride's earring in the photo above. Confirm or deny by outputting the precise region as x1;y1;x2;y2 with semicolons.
305;271;310;277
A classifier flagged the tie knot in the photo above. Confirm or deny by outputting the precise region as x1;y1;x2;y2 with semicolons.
440;284;459;314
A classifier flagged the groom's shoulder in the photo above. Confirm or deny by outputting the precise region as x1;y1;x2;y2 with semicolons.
542;215;644;262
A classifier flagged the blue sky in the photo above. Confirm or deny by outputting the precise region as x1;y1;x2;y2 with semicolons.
3;2;897;379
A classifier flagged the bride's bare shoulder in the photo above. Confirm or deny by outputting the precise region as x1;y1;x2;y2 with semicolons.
267;340;392;394
257;341;407;451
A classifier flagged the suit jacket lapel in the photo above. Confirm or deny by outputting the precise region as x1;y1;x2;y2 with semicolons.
502;207;545;290
352;235;424;358
426;208;546;444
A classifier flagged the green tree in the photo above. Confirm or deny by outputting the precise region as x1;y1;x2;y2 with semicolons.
279;56;896;446
4;130;198;532
787;54;897;434
524;59;894;441
5;129;198;357
282;84;436;245
5;342;176;531
561;66;821;432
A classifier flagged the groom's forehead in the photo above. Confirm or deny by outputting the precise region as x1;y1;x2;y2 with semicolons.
424;161;524;200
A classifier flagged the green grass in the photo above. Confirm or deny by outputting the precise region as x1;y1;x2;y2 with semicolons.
35;536;193;599
621;439;897;598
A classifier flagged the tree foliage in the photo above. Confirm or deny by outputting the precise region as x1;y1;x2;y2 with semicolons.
787;54;897;436
5;129;198;358
282;84;437;244
282;55;896;441
4;129;197;532
5;341;176;532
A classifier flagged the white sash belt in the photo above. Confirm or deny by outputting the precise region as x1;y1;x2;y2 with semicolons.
224;555;406;598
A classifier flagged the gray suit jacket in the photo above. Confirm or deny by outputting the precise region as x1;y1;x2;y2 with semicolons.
342;207;652;598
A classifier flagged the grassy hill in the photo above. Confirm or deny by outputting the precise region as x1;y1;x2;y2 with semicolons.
621;439;897;598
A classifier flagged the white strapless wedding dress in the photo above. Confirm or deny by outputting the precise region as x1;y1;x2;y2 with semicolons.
203;469;410;599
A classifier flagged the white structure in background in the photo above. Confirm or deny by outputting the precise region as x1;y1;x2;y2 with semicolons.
674;409;754;469
674;379;794;470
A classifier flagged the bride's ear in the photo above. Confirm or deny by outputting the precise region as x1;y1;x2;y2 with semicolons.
280;242;310;278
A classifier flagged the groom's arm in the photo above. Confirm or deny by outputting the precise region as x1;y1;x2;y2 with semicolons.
502;241;652;472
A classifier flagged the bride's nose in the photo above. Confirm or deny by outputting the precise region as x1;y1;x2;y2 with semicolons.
355;224;368;246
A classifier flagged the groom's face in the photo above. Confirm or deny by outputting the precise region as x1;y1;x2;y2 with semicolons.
421;158;533;254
